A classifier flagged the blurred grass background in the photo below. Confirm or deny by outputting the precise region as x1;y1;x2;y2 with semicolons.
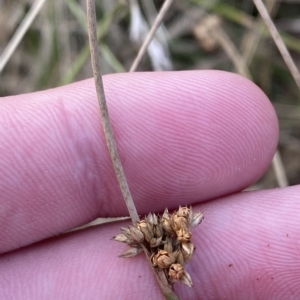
1;0;300;190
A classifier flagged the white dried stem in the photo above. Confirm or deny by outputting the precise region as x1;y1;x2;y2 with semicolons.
129;0;174;72
129;0;172;71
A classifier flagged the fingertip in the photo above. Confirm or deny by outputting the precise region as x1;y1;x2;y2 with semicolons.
101;71;278;212
0;71;279;253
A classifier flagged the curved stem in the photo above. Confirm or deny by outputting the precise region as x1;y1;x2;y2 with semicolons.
86;1;180;299
86;0;139;224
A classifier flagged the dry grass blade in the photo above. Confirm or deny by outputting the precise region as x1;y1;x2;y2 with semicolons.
0;0;47;73
129;0;174;72
140;0;170;52
253;0;300;90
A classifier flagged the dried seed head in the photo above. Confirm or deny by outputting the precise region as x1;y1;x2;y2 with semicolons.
161;209;174;234
119;247;143;258
137;220;153;242
176;228;192;243
178;206;191;218
169;263;184;281
149;236;162;248
146;212;158;225
191;211;204;228
172;213;189;231
128;226;144;243
120;227;131;237
162;218;174;234
162;208;170;219
147;215;163;238
113;207;203;288
182;242;195;262
153;223;163;238
118;228;137;246
169;264;193;287
151;250;175;269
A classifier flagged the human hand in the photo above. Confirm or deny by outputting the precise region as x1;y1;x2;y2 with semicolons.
0;71;296;299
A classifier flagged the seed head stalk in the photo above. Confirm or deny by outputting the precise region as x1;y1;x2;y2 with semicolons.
86;0;179;298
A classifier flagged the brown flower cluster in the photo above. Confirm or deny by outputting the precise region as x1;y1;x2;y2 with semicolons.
113;206;204;287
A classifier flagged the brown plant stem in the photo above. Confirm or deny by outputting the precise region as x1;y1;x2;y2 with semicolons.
86;0;139;224
86;1;179;299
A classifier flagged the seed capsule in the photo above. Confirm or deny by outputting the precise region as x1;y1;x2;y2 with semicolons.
137;220;153;243
169;263;184;281
176;228;192;243
151;250;175;269
172;213;189;231
161;209;174;234
177;206;191;219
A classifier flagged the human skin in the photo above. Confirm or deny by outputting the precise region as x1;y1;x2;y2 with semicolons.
0;71;298;299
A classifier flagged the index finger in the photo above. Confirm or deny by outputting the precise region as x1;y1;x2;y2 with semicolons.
0;71;278;253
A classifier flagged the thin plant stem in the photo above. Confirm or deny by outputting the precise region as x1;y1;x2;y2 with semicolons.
253;0;300;90
272;150;288;188
0;0;47;73
129;0;173;72
86;1;179;298
86;0;139;224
